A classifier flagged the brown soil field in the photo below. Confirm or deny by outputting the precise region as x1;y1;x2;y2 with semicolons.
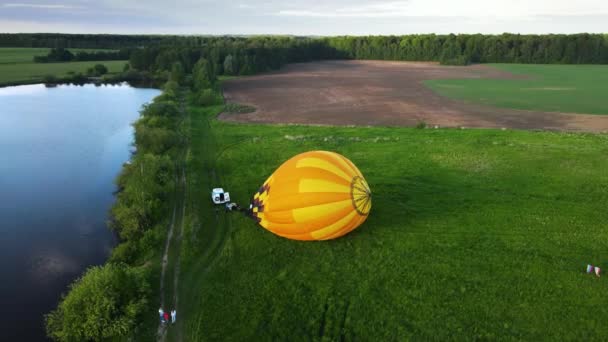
220;60;608;132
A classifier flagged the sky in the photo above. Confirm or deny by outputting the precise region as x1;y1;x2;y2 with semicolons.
0;0;607;35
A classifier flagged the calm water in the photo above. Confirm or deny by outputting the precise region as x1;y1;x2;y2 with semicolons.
0;83;160;340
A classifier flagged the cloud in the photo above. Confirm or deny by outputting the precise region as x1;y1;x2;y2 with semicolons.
276;1;415;18
0;0;607;34
274;0;608;18
2;3;78;9
0;19;173;34
237;4;255;9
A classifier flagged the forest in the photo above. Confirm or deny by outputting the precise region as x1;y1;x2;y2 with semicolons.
2;33;608;70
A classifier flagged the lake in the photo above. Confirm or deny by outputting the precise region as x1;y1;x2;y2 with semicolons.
0;83;160;340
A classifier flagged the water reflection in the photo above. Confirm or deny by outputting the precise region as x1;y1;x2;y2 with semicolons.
0;83;160;340
0;84;46;97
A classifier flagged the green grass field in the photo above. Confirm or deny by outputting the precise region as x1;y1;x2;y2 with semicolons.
0;48;126;85
0;60;126;85
176;104;608;340
425;64;608;115
0;48;55;64
0;47;116;64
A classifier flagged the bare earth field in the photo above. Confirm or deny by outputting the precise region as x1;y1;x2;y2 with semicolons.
221;60;608;132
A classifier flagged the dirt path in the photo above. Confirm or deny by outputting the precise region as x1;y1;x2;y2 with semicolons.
157;94;188;342
176;105;239;341
220;60;608;132
171;166;186;342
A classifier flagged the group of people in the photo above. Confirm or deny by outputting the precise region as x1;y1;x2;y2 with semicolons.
159;307;177;324
587;264;601;277
225;202;242;212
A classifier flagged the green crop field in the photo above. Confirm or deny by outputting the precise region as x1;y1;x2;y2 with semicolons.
0;47;116;64
0;48;54;64
176;104;608;341
0;60;126;85
425;64;608;115
0;48;125;85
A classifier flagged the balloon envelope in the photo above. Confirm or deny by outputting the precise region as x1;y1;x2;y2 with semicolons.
250;151;371;240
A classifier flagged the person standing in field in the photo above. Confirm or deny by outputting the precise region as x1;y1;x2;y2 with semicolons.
171;309;176;324
159;307;164;323
163;312;170;324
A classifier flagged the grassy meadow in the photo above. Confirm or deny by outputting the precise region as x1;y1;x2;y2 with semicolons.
425;64;608;115
0;48;125;85
176;104;608;340
0;47;115;64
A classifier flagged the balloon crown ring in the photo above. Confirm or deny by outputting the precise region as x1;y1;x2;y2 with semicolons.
351;175;372;216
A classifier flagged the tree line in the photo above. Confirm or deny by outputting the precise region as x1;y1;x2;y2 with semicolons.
0;33;168;49
126;35;608;77
3;33;608;65
128;36;338;76
323;34;608;65
33;47;132;63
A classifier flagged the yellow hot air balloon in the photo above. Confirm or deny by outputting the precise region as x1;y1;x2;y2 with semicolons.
249;151;371;241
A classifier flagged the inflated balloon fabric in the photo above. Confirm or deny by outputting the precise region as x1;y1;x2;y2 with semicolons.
250;151;371;240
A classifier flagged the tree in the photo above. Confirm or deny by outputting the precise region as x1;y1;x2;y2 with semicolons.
192;58;215;90
45;263;150;341
46;47;74;62
111;153;173;241
223;54;235;75
161;80;179;100
129;48;160;71
94;64;108;75
42;74;57;83
170;61;185;84
239;55;254;75
194;88;222;106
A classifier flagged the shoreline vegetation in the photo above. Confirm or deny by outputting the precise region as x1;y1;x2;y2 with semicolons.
43;52;227;340
44;80;181;340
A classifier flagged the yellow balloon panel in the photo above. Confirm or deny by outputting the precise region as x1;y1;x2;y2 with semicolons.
250;151;371;240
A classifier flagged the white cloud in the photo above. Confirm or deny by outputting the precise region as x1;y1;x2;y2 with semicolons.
237;4;255;9
0;19;170;34
2;3;78;9
1;0;607;34
275;0;608;18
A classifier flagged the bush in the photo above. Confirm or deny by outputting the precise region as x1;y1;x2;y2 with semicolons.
85;64;108;77
120;70;149;82
110;154;173;241
134;124;179;154
68;72;87;84
142;101;179;117
170;61;185;84
416;121;427;129
109;242;137;264
138;225;165;259
94;64;108;75
194;88;223;106
42;75;58;84
45;263;150;341
158;81;180;101
154;70;170;82
224;103;256;114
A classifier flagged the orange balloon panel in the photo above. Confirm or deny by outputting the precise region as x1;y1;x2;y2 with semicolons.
250;151;371;240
